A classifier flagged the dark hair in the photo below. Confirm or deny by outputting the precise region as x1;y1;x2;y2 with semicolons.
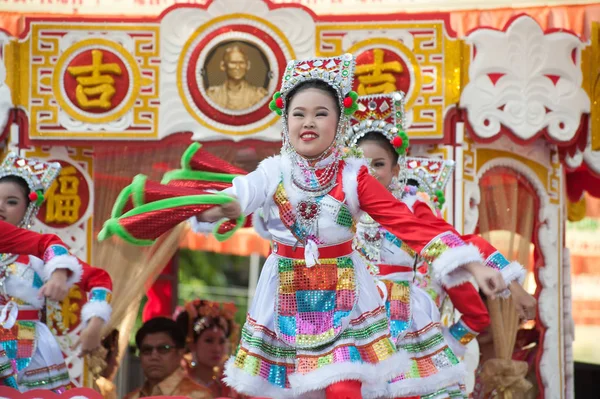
176;309;232;343
356;131;399;164
135;317;186;349
285;80;341;116
102;329;119;359
406;178;419;188
0;175;31;204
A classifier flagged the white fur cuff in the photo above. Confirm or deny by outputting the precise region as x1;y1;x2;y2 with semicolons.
42;255;82;287
501;261;526;285
81;300;112;324
188;217;215;234
431;244;483;287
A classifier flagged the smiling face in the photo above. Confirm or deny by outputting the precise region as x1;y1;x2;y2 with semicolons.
286;87;340;158
358;137;400;189
0;178;29;226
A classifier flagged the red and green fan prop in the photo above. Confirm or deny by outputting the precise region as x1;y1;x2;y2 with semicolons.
98;143;247;246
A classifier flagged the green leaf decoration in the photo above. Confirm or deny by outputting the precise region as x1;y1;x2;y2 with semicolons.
269;92;283;116
395;131;410;155
435;189;446;207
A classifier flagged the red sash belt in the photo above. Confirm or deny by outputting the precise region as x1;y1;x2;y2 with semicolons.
273;240;353;259
16;310;41;321
378;264;414;276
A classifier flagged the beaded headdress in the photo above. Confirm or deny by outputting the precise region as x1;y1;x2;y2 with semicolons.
403;157;455;209
0;153;61;228
182;299;239;344
346;92;409;156
269;54;359;155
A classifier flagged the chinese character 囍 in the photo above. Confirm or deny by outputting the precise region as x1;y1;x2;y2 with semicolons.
46;166;82;225
67;50;122;110
355;48;403;95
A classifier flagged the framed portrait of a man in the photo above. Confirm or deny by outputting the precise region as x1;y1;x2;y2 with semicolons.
201;41;271;112
178;22;290;134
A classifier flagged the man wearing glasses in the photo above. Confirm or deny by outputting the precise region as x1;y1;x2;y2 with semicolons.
124;317;213;399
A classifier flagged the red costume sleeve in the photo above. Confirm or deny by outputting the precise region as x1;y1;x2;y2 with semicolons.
0;221;83;285
445;284;490;333
403;199;491;335
356;167;482;269
79;261;113;292
78;260;113;324
0;220;67;258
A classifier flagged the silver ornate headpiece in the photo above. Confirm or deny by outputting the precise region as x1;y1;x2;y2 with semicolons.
268;54;359;155
0;153;61;228
346;91;408;154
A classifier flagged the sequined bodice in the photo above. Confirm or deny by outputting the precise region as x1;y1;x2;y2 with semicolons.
264;155;356;247
355;213;416;266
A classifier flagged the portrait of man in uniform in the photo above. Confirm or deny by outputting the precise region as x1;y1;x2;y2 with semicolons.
204;43;269;111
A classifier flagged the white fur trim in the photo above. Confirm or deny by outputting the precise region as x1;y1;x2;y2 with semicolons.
289;348;411;396
224;357;298;399
501;261;526;286
188;217;215;234
42;255;82;288
224;348;411;399
252;211;272;240
81;300;112;324
442;268;476;289
374;362;466;398
4;275;44;309
430;244;484;287
342;157;369;216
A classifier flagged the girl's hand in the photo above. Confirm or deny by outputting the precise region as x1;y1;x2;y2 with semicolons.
196;199;241;222
221;199;242;220
73;317;105;356
463;262;506;299
39;269;69;301
509;281;537;321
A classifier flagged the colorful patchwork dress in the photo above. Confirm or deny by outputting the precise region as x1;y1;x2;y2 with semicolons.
0;221;81;392
191;153;486;399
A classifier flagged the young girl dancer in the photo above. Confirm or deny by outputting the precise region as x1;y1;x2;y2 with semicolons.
192;54;506;399
0;153;112;390
348;92;535;398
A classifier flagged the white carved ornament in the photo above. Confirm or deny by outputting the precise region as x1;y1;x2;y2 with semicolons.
159;0;315;141
465;154;563;399
460;15;590;144
0;32;12;136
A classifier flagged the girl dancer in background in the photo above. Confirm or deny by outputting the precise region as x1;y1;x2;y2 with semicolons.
348;92;536;398
0;153;112;390
192;53;506;399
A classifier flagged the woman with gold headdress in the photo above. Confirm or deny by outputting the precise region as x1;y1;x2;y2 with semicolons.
176;299;246;398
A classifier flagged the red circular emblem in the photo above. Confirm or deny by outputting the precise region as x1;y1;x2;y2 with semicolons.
354;48;411;96
38;160;90;228
63;49;130;114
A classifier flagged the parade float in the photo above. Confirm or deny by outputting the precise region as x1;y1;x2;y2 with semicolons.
1;0;599;397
